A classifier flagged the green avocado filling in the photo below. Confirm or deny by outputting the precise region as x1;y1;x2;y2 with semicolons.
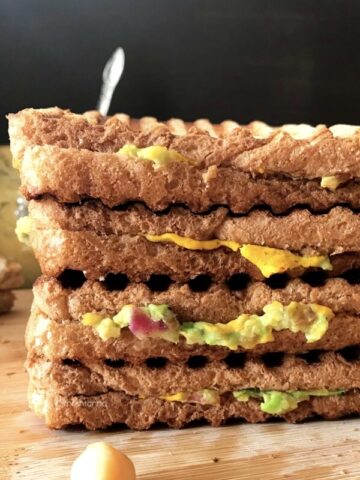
233;389;345;414
180;301;332;349
160;388;345;414
82;300;333;347
82;304;179;342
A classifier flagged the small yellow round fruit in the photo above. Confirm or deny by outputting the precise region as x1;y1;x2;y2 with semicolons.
71;442;136;480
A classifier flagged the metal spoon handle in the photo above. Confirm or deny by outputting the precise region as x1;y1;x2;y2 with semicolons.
97;47;125;116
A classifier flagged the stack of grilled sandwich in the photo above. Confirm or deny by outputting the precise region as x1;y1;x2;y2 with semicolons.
8;107;360;429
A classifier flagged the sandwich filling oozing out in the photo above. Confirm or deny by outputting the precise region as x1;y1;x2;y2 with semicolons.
10;108;360;428
17;217;333;278
81;301;334;348
118;144;196;166
145;233;333;277
159;388;345;415
119;144;347;191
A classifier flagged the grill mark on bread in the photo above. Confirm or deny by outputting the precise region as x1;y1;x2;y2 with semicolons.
296;350;324;364
32;346;360;374
145;274;173;292
10;108;360;213
341;269;360;285
18;149;360;214
36;276;360;320
28;194;360;218
29;229;360;282
57;270;86;289
103;273;129;291
29;199;360;262
27;352;360;397
55;268;360;294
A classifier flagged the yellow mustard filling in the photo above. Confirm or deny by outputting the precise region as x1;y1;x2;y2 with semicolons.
320;175;348;191
145;233;332;277
81;300;333;347
118;144;195;167
145;233;240;252
18;215;332;279
82;313;121;341
15;216;32;246
240;244;332;278
119;143;352;195
119;144;349;192
161;389;220;405
162;392;187;402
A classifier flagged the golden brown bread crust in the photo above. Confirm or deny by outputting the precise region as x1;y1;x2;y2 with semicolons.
27;354;360;396
27;309;360;362
29;228;360;281
8;107;360;212
30;199;360;255
29;229;259;281
28;384;360;429
9;107;360;175
18;145;360;213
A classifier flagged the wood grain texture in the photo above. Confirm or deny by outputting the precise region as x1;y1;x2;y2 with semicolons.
1;290;360;479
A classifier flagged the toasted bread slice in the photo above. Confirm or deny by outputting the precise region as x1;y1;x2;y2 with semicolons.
34;276;360;321
28;383;360;429
25;309;360;362
30;199;360;255
28;276;360;359
8;107;360;212
28;353;360;397
28;227;360;281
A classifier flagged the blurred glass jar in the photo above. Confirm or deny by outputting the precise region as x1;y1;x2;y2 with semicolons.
0;145;40;287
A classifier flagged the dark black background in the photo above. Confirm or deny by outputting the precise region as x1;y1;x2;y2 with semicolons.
1;0;360;143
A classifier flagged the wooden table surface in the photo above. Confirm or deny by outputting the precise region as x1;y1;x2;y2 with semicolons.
1;290;360;479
